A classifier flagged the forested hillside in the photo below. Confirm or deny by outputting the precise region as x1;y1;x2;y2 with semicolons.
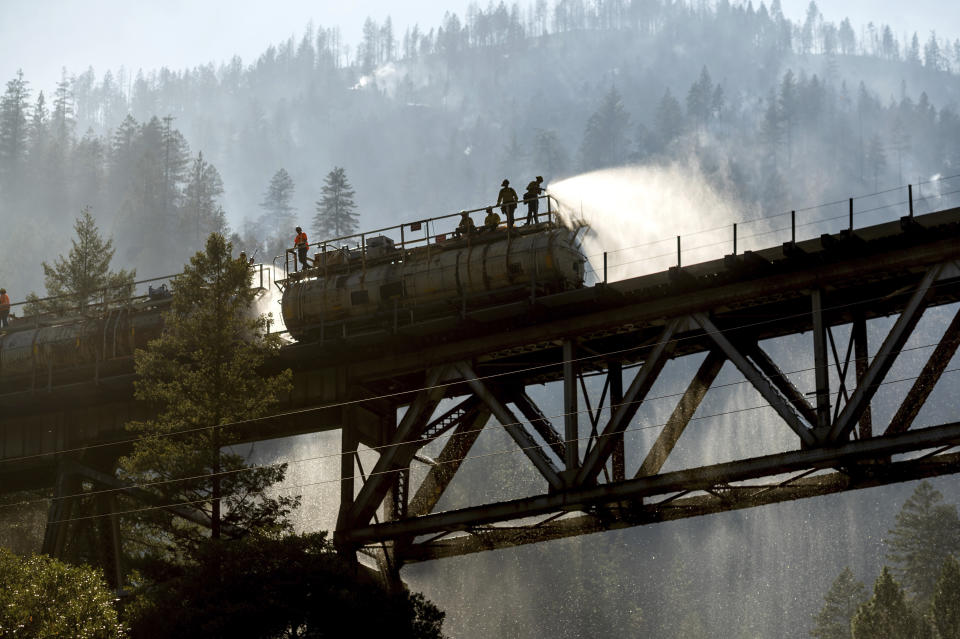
2;0;960;297
3;2;960;637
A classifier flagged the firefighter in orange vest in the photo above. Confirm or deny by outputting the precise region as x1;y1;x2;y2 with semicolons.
0;288;10;328
293;227;310;271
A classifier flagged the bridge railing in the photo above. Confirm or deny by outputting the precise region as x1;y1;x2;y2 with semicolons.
278;194;560;279
1;263;275;332
579;173;960;285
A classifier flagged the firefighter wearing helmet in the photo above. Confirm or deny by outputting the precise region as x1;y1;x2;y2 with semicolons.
496;179;518;228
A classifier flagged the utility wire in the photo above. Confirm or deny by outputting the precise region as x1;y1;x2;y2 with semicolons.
17;358;960;520
5;182;960;518
2;274;958;470
41;361;960;529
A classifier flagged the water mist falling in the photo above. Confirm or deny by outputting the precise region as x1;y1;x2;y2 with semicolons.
249;263;289;339
548;164;752;282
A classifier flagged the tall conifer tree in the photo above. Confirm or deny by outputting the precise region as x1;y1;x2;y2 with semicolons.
851;568;932;638
27;208;135;314
811;567;867;639
885;481;960;603
314;166;359;239
120;233;295;557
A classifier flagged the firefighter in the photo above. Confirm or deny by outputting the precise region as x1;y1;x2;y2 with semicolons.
524;176;544;224
497;179;518;228
483;206;501;231
0;288;9;328
456;211;476;237
293;227;310;271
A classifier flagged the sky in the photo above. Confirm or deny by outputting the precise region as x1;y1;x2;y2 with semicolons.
0;0;956;94
0;0;473;93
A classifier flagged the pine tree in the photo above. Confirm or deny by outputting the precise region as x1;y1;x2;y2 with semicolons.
890;116;910;184
25;91;49;199
580;86;631;169
851;567;932;638
932;556;960;639
51;68;75;148
881;26;898;60
885;481;960;603
360;17;380;73
800;1;820;55
653;88;684;151
28;208;135;315
259;168;296;231
159;115;191;220
711;84;725;120
381;16;395;62
907;33;922;65
181;151;226;246
838;18;856;55
811;567;867;639
119;233;295;556
686;66;714;129
0;69;30;192
108;114;139;196
779;70;798;164
924;32;943;71
760;89;783;163
314;166;359;239
29;91;48;150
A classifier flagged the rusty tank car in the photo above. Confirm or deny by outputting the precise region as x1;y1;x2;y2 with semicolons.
278;206;587;342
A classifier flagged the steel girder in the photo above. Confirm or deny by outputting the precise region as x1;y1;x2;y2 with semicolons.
341;421;960;548
334;260;960;566
886;304;960;434
342;366;452;528
827;264;942;441
400;450;960;562
456;360;565;490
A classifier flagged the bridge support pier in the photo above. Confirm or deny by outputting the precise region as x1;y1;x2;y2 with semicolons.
42;464;80;559
41;462;126;589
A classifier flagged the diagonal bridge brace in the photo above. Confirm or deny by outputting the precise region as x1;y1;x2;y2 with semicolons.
827;264;942;442
340;420;960;547
510;390;566;461
886;302;960;435
635;348;726;478
693;312;817;447
408;407;492;517
748;342;818;427
455;361;565;491
345;365;451;528
575;318;682;486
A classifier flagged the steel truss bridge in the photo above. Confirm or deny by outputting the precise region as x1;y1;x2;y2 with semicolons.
3;206;960;585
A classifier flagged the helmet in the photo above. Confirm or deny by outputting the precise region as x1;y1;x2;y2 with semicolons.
536;176;543;181
501;179;509;186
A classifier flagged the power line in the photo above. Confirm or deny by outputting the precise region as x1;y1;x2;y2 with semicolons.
20;361;960;522
1;273;957;473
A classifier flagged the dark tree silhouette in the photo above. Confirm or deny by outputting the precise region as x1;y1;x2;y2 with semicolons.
314;166;359;239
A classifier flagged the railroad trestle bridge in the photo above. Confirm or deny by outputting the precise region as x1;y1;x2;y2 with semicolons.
3;206;960;584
